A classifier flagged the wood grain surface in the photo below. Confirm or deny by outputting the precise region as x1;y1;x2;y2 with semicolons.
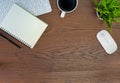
0;0;120;83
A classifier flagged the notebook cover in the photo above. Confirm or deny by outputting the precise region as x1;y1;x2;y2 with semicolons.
0;4;48;48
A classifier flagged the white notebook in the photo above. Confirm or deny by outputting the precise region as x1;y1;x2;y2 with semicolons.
0;4;48;48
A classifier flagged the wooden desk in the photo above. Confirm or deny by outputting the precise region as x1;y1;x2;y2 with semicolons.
0;0;120;83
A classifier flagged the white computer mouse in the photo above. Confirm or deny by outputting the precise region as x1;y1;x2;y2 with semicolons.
96;30;118;54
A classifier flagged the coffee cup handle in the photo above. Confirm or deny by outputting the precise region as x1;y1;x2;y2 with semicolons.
60;11;65;18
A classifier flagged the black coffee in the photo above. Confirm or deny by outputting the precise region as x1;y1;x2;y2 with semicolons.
58;0;77;11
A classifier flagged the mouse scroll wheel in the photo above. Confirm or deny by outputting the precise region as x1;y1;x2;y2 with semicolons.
101;33;105;37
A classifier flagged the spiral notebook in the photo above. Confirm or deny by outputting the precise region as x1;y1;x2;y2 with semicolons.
0;4;48;48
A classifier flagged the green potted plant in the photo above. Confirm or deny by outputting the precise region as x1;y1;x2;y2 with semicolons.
94;0;120;32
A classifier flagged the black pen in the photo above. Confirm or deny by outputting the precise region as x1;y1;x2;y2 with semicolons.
0;33;21;48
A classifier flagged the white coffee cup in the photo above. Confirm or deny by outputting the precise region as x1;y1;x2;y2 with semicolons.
57;0;78;18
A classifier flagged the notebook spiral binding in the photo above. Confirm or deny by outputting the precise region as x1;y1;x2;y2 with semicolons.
0;26;32;48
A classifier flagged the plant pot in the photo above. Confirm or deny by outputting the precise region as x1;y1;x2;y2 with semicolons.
96;11;103;20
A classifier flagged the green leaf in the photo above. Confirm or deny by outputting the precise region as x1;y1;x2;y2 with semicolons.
95;0;120;32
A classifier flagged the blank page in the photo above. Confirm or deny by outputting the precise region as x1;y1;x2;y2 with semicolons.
0;4;48;48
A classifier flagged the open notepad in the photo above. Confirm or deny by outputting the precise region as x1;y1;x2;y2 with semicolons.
0;4;48;48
